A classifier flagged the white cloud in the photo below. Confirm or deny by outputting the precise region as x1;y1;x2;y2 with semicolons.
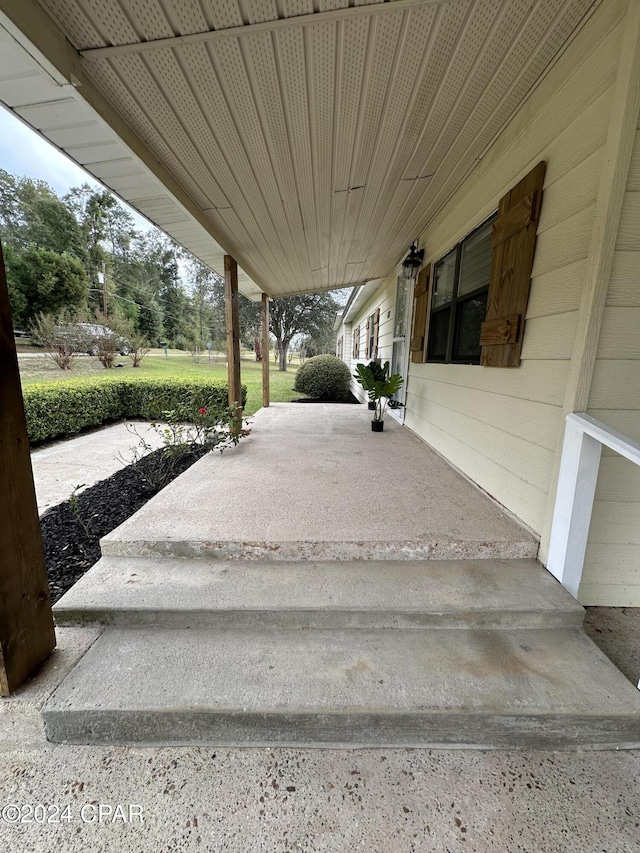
0;107;100;195
0;107;153;231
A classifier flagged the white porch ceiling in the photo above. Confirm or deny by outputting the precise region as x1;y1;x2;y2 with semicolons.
0;0;598;298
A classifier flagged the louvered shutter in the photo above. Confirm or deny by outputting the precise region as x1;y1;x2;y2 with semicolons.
480;161;546;367
372;308;380;359
365;317;371;358
410;265;430;363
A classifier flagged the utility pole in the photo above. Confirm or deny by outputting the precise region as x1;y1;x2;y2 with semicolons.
97;262;107;317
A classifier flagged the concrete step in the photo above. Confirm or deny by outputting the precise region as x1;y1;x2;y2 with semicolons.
43;625;640;748
52;557;584;630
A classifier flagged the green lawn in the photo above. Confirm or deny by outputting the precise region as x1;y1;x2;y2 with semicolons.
18;353;302;416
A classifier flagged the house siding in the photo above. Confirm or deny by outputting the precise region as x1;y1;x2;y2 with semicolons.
403;0;624;535
346;276;397;403
580;116;640;605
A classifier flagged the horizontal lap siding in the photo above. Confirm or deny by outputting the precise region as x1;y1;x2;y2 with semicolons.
345;276;396;402
581;116;640;605
404;1;622;534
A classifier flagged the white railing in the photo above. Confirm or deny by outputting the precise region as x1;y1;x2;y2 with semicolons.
547;413;640;599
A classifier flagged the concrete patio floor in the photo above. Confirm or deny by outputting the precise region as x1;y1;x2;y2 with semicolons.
32;421;164;515
102;403;538;561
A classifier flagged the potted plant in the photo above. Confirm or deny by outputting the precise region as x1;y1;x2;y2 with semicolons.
353;360;386;409
353;361;404;431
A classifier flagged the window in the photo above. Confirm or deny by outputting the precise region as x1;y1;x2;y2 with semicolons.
365;309;380;360
427;216;495;364
352;325;360;359
411;162;546;369
337;335;343;360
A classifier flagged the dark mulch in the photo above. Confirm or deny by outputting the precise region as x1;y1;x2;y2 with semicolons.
292;392;360;404
41;445;208;604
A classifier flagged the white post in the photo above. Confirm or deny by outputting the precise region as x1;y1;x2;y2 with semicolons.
547;416;602;598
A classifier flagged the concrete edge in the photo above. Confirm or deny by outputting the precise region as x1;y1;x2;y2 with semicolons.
52;607;586;631
42;708;640;750
99;539;541;561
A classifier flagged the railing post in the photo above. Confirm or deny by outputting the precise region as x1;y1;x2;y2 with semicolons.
547;415;602;598
224;255;242;430
0;240;55;694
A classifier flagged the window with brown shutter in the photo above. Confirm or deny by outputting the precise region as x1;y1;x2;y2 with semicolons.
352;325;360;359
364;310;380;360
372;307;380;359
423;161;545;367
480;161;546;367
410;265;430;363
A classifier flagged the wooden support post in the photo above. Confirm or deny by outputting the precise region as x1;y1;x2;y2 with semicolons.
262;293;270;408
224;255;242;426
0;241;55;695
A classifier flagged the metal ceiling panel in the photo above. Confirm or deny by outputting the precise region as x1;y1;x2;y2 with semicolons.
4;0;600;298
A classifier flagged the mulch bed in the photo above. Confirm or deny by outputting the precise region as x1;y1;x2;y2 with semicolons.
292;392;360;404
40;445;208;604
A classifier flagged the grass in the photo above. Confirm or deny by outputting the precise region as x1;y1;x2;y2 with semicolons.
18;352;303;417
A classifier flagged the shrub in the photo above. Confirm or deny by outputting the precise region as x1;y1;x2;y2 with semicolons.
29;310;91;370
293;354;352;400
23;378;248;444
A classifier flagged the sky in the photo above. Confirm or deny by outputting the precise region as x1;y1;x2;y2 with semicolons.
0;107;152;231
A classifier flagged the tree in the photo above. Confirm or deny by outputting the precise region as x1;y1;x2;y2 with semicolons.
269;292;341;371
6;247;88;325
238;294;263;360
185;257;225;350
0;170;86;261
65;185;116;312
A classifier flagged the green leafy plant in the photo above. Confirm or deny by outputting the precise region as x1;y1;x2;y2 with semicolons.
293;354;352;400
353;361;404;423
68;483;92;540
353;360;387;406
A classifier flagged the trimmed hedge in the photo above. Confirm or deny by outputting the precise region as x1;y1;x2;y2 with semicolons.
293;354;352;400
23;378;248;444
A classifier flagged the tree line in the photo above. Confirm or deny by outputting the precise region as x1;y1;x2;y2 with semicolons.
0;169;343;369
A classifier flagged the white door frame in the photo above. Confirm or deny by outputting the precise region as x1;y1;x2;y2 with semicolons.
388;272;414;424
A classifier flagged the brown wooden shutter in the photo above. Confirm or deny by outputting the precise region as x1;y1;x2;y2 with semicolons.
410;264;430;363
372;308;380;359
480;161;546;367
365;317;370;358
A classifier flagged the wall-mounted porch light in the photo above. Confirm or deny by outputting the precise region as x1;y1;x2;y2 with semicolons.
401;242;424;277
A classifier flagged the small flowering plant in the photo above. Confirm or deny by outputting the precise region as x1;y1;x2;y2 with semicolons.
123;399;251;492
188;400;251;449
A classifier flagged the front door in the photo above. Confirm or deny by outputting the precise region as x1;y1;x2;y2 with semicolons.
389;273;413;422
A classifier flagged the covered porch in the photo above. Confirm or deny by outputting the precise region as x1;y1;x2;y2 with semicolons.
41;404;640;749
1;0;639;750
